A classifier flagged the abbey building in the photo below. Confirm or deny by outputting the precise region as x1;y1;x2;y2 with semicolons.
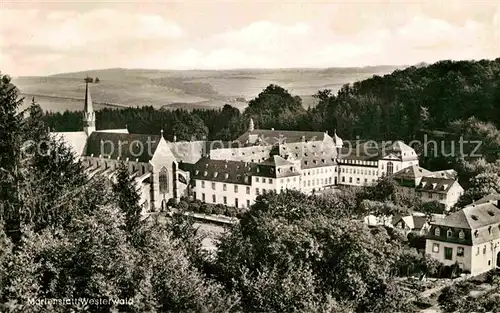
56;82;427;212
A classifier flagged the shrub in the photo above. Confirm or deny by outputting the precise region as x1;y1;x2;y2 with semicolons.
213;204;225;215
167;198;177;207
201;203;213;215
177;200;189;211
189;201;201;213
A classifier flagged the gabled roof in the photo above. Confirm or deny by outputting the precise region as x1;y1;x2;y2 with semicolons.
235;129;329;145
394;165;433;180
191;158;265;185
416;176;458;193
84;132;161;162
51;131;88;157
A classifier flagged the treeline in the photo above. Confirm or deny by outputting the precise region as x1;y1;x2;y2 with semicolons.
45;59;500;143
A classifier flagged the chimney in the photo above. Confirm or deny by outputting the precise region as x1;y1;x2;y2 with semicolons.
173;135;177;142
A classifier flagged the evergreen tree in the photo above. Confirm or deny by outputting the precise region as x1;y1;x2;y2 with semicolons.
0;73;24;241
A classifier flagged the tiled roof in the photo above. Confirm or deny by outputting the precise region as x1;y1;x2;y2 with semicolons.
429;169;458;180
474;193;500;205
95;129;129;134
52;131;88;157
416;176;457;194
235;129;329;145
85;132;161;163
394;165;433;180
301;153;337;169
167;141;206;164
429;202;500;245
339;145;381;161
393;214;428;230
191;158;265;185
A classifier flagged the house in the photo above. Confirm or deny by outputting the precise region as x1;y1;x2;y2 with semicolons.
393;213;430;235
425;200;500;275
415;176;464;209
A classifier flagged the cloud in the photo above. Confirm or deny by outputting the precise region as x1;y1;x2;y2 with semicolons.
0;3;498;76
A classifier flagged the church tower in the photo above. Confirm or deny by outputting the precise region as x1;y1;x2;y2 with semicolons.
83;81;95;135
249;117;254;132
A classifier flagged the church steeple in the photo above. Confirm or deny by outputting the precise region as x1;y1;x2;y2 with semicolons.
83;81;95;135
249;117;254;132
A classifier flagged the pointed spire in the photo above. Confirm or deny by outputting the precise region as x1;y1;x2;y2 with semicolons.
249;117;254;132
84;80;93;113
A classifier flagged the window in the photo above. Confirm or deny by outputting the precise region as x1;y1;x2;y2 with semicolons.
211;182;216;190
212;194;216;203
457;247;464;257
349;177;352;183
440;194;445;200
234;185;238;193
246;187;250;194
432;243;439;253
489;226;492;235
356;177;360;183
435;228;440;236
256;177;259;182
223;196;227;205
256;188;260;195
477;247;480;255
159;167;169;194
447;229;452;238
342;176;345;182
387;162;394;175
223;184;227;191
246;200;250;208
235;198;239;208
329;177;332;184
202;193;205;202
269;179;273;184
483;245;487;254
201;181;205;188
364;178;368;183
459;231;465;240
444;247;453;260
262;178;266;183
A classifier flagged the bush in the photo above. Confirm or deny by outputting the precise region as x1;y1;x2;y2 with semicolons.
167;198;177;207
177;200;189;211
201;203;213;215
189;201;201;213
224;207;236;217
213;204;225;215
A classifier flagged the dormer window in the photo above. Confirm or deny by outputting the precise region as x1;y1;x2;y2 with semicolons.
224;173;229;179
442;184;448;190
214;172;218;178
195;170;199;175
203;171;208;177
471;215;478;221
488;211;495;217
432;183;437;189
435;228;440;236
474;230;479;238
459;231;465;240
489;226;492;235
447;229;452;238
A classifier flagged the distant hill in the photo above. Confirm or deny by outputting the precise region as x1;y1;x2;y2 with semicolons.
13;66;404;112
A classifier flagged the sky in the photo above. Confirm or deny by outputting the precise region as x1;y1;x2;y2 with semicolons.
1;0;499;76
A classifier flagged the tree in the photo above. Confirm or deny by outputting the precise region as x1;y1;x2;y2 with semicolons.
95;77;100;83
84;77;94;83
112;164;143;244
0;73;24;241
456;172;500;207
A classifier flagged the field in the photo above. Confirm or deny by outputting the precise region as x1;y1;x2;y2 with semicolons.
13;66;402;113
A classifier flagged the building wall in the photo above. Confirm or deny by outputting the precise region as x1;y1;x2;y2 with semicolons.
301;165;337;192
425;239;473;272
150;138;178;209
470;238;500;275
193;179;255;208
338;164;379;186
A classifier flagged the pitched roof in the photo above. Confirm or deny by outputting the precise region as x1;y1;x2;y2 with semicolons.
235;129;329;145
416;176;457;193
433;202;500;230
191;158;264;185
394;214;428;230
167;141;206;164
84;132;161;162
95;128;129;134
429;169;457;179
394;165;433;180
385;141;418;161
52;131;88;157
474;193;500;205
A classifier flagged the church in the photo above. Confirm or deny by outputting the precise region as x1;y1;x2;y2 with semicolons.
56;82;422;212
52;82;205;211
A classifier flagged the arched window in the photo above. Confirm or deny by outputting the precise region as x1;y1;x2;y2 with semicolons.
159;167;169;194
387;162;394;176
